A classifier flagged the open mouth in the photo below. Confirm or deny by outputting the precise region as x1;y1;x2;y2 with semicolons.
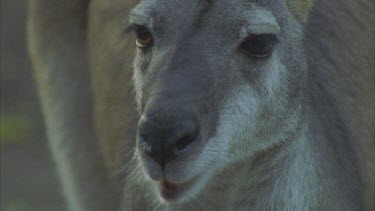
159;177;198;201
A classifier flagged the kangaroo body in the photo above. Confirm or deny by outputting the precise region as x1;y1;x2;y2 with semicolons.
28;0;374;210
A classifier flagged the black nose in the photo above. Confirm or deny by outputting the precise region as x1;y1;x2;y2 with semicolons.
138;111;200;168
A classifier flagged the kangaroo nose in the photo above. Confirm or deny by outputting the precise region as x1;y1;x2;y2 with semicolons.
137;112;200;168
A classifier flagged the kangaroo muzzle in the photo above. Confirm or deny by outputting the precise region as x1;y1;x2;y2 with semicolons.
137;103;201;169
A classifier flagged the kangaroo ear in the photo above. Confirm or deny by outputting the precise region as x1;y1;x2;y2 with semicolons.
286;0;313;22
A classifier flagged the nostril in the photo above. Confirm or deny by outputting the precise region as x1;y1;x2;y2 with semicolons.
175;128;199;152
138;111;200;165
139;134;152;153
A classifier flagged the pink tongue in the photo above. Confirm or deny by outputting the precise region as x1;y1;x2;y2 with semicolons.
162;181;178;191
161;180;181;199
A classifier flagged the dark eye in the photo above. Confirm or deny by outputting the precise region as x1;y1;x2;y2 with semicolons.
240;34;278;58
134;25;153;49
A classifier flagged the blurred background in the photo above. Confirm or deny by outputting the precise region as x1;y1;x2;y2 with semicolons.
1;0;65;210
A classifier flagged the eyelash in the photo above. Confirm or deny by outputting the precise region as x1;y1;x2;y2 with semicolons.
124;23;139;34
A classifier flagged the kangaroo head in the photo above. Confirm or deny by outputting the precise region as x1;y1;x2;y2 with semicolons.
128;0;312;204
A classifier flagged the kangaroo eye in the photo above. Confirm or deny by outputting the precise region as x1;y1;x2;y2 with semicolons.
135;25;153;49
240;34;278;58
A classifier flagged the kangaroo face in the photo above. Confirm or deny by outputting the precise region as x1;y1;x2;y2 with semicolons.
129;0;307;204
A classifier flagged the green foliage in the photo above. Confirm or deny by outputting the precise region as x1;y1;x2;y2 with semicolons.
0;114;31;148
4;200;34;211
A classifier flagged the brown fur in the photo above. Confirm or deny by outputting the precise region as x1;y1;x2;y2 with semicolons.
305;1;374;208
27;1;119;210
287;0;313;21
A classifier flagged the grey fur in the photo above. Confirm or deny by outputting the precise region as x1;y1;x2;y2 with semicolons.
28;0;374;210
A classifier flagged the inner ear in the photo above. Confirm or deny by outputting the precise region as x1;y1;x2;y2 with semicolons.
286;0;313;22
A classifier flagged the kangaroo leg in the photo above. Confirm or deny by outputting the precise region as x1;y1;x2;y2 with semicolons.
27;1;118;210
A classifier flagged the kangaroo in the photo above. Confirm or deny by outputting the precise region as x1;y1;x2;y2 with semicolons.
28;0;374;210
